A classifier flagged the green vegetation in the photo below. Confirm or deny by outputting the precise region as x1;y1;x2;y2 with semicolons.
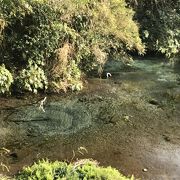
0;176;12;180
0;64;13;94
0;0;179;94
0;0;144;94
16;61;48;93
127;0;180;60
16;159;133;180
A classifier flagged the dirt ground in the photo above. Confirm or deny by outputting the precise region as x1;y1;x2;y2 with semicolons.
0;60;180;180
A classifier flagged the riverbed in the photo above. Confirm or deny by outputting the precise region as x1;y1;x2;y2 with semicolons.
0;58;180;179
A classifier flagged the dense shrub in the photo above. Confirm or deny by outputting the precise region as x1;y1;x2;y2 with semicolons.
17;61;48;94
128;0;180;60
0;0;65;66
0;0;144;93
0;64;13;94
16;159;133;180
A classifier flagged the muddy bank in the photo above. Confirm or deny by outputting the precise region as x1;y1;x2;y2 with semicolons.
0;59;180;179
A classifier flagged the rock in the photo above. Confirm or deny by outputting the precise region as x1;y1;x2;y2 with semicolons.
123;115;130;121
9;152;18;159
142;168;148;172
95;95;103;102
109;115;120;124
148;99;160;106
163;134;171;142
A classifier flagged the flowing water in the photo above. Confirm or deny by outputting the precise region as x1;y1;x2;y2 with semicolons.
0;58;180;179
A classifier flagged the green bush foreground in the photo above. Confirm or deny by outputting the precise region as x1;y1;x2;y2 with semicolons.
6;159;134;180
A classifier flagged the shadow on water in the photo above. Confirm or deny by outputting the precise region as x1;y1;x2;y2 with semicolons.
0;58;180;179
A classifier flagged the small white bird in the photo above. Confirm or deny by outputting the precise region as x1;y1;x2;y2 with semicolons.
106;72;112;78
39;97;47;112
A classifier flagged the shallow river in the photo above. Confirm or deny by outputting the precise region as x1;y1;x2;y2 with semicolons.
0;58;180;179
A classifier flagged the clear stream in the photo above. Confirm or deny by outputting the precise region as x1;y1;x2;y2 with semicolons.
0;58;180;180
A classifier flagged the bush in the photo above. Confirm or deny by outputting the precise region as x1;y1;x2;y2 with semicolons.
17;61;48;94
48;43;83;92
16;159;133;180
0;64;13;94
128;0;180;60
0;176;12;180
0;0;145;93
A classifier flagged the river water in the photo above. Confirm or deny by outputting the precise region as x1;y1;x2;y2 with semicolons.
0;58;180;179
